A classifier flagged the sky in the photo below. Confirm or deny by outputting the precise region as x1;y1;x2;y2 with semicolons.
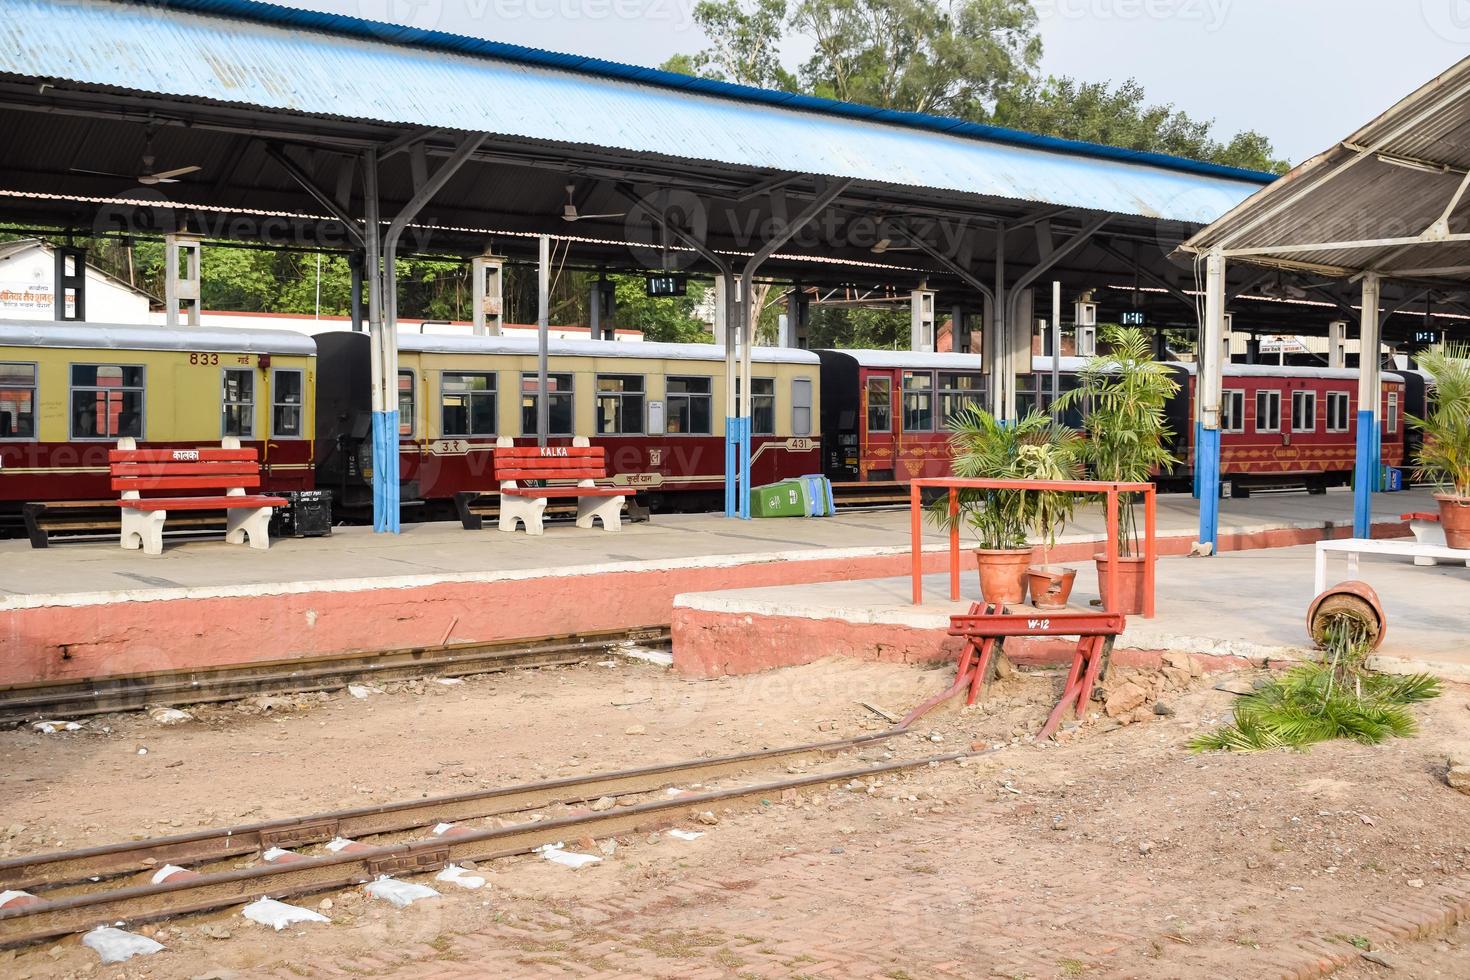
291;0;1470;167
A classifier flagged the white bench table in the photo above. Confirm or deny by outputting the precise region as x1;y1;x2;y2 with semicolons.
1315;537;1470;594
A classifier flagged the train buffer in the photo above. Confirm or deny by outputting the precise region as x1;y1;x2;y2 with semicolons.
899;603;1125;740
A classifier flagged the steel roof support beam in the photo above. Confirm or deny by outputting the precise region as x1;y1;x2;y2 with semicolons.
263;143;365;248
367;132;488;533
732;177;852;518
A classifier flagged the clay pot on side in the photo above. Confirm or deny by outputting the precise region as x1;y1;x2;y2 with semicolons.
1435;494;1470;550
974;548;1033;607
1094;553;1148;616
1026;565;1077;610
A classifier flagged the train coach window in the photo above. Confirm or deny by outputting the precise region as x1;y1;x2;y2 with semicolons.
272;369;304;438
666;376;712;435
221;368;254;438
397;371;415;437
596;375;643;435
792;378;813;436
938;373;983;423
442;372;497;437
866;377;892;433
1222;390;1245;433
521;372;574;436
902;371;934;431
735;377;776;435
0;362;36;439
1327;391;1351;433
1291;390;1317;433
1387;391;1399;434
1255;390;1281;433
70;364;144;440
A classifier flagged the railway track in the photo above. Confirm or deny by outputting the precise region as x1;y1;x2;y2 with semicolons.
0;729;993;948
0;626;670;727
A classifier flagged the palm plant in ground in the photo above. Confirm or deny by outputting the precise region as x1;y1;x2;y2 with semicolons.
927;406;1083;551
1055;325;1179;556
1190;613;1441;752
1409;343;1470;496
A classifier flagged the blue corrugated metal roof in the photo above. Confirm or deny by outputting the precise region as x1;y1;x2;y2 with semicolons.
0;0;1273;222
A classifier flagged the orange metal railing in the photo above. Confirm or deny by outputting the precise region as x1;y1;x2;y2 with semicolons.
908;477;1157;618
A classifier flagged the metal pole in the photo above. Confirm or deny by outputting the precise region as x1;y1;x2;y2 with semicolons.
537;234;550;448
1050;279;1062;414
1197;247;1226;554
736;179;851;518
362;149;386;532
379;133;486;533
993;225;1007;419
1354;273;1383;539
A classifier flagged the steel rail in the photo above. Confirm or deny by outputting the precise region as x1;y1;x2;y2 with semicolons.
0;729;898;893
0;627;670;726
0;746;989;948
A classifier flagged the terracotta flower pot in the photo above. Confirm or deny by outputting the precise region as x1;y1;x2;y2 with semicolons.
1093;553;1148;616
974;548;1032;607
1435;493;1470;550
1307;579;1386;651
1026;565;1077;611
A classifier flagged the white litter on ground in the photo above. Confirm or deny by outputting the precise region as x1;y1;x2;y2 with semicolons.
242;897;331;930
0;889;34;907
668;829;705;841
150;864;187;884
534;843;602;869
347;684;375;699
82;926;164;964
431;822;457;836
324;837;355;852
147;706;193;725
435;864;487;890
261;846;293;862
32;720;82;734
363;876;440;908
618;646;674;667
432;677;464;686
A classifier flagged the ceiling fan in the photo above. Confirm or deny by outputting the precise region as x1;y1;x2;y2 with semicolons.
71;133;202;186
561;184;626;223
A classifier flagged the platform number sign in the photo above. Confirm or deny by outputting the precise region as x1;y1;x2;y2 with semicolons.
1410;329;1443;352
1120;310;1148;327
645;274;687;297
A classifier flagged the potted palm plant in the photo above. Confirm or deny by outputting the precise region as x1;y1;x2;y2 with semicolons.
930;407;1083;607
1410;344;1470;549
1057;325;1179;615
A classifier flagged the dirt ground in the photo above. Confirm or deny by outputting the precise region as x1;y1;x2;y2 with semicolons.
3;653;1470;979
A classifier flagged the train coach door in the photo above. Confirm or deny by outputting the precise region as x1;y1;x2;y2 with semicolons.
863;370;898;482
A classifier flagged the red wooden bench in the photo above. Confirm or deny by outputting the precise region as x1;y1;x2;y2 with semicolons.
111;437;286;555
493;437;624;535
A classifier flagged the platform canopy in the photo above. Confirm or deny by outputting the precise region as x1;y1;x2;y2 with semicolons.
1183;57;1470;551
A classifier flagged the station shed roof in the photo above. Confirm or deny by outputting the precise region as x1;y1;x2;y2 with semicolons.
1183;56;1470;286
0;0;1271;225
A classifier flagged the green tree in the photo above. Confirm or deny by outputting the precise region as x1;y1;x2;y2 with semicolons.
793;0;1040;117
611;274;714;343
805;304;908;348
665;0;798;89
991;76;1289;174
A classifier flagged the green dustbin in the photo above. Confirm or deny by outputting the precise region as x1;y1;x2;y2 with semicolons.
750;479;810;518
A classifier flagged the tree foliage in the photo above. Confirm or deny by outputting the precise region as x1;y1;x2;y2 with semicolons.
991;76;1289;174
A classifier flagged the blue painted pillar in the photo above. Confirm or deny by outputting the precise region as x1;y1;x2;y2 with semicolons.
738;416;752;520
1196;248;1226;553
724;416;738;517
1197;423;1221;552
1353;274;1382;541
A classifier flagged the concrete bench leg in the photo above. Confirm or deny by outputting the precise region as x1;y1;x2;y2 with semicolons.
1408;519;1447;566
576;494;624;531
121;507;165;556
499;494;547;535
227;506;273;550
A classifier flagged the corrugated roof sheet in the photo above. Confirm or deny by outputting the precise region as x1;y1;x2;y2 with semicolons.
0;0;1270;223
1184;57;1470;279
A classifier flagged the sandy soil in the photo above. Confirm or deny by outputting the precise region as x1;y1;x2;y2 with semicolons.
2;654;1469;979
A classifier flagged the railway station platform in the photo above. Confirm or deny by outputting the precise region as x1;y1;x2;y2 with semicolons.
0;488;1441;687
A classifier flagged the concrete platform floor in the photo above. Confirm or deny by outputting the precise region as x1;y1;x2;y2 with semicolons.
673;540;1470;678
0;486;1435;601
